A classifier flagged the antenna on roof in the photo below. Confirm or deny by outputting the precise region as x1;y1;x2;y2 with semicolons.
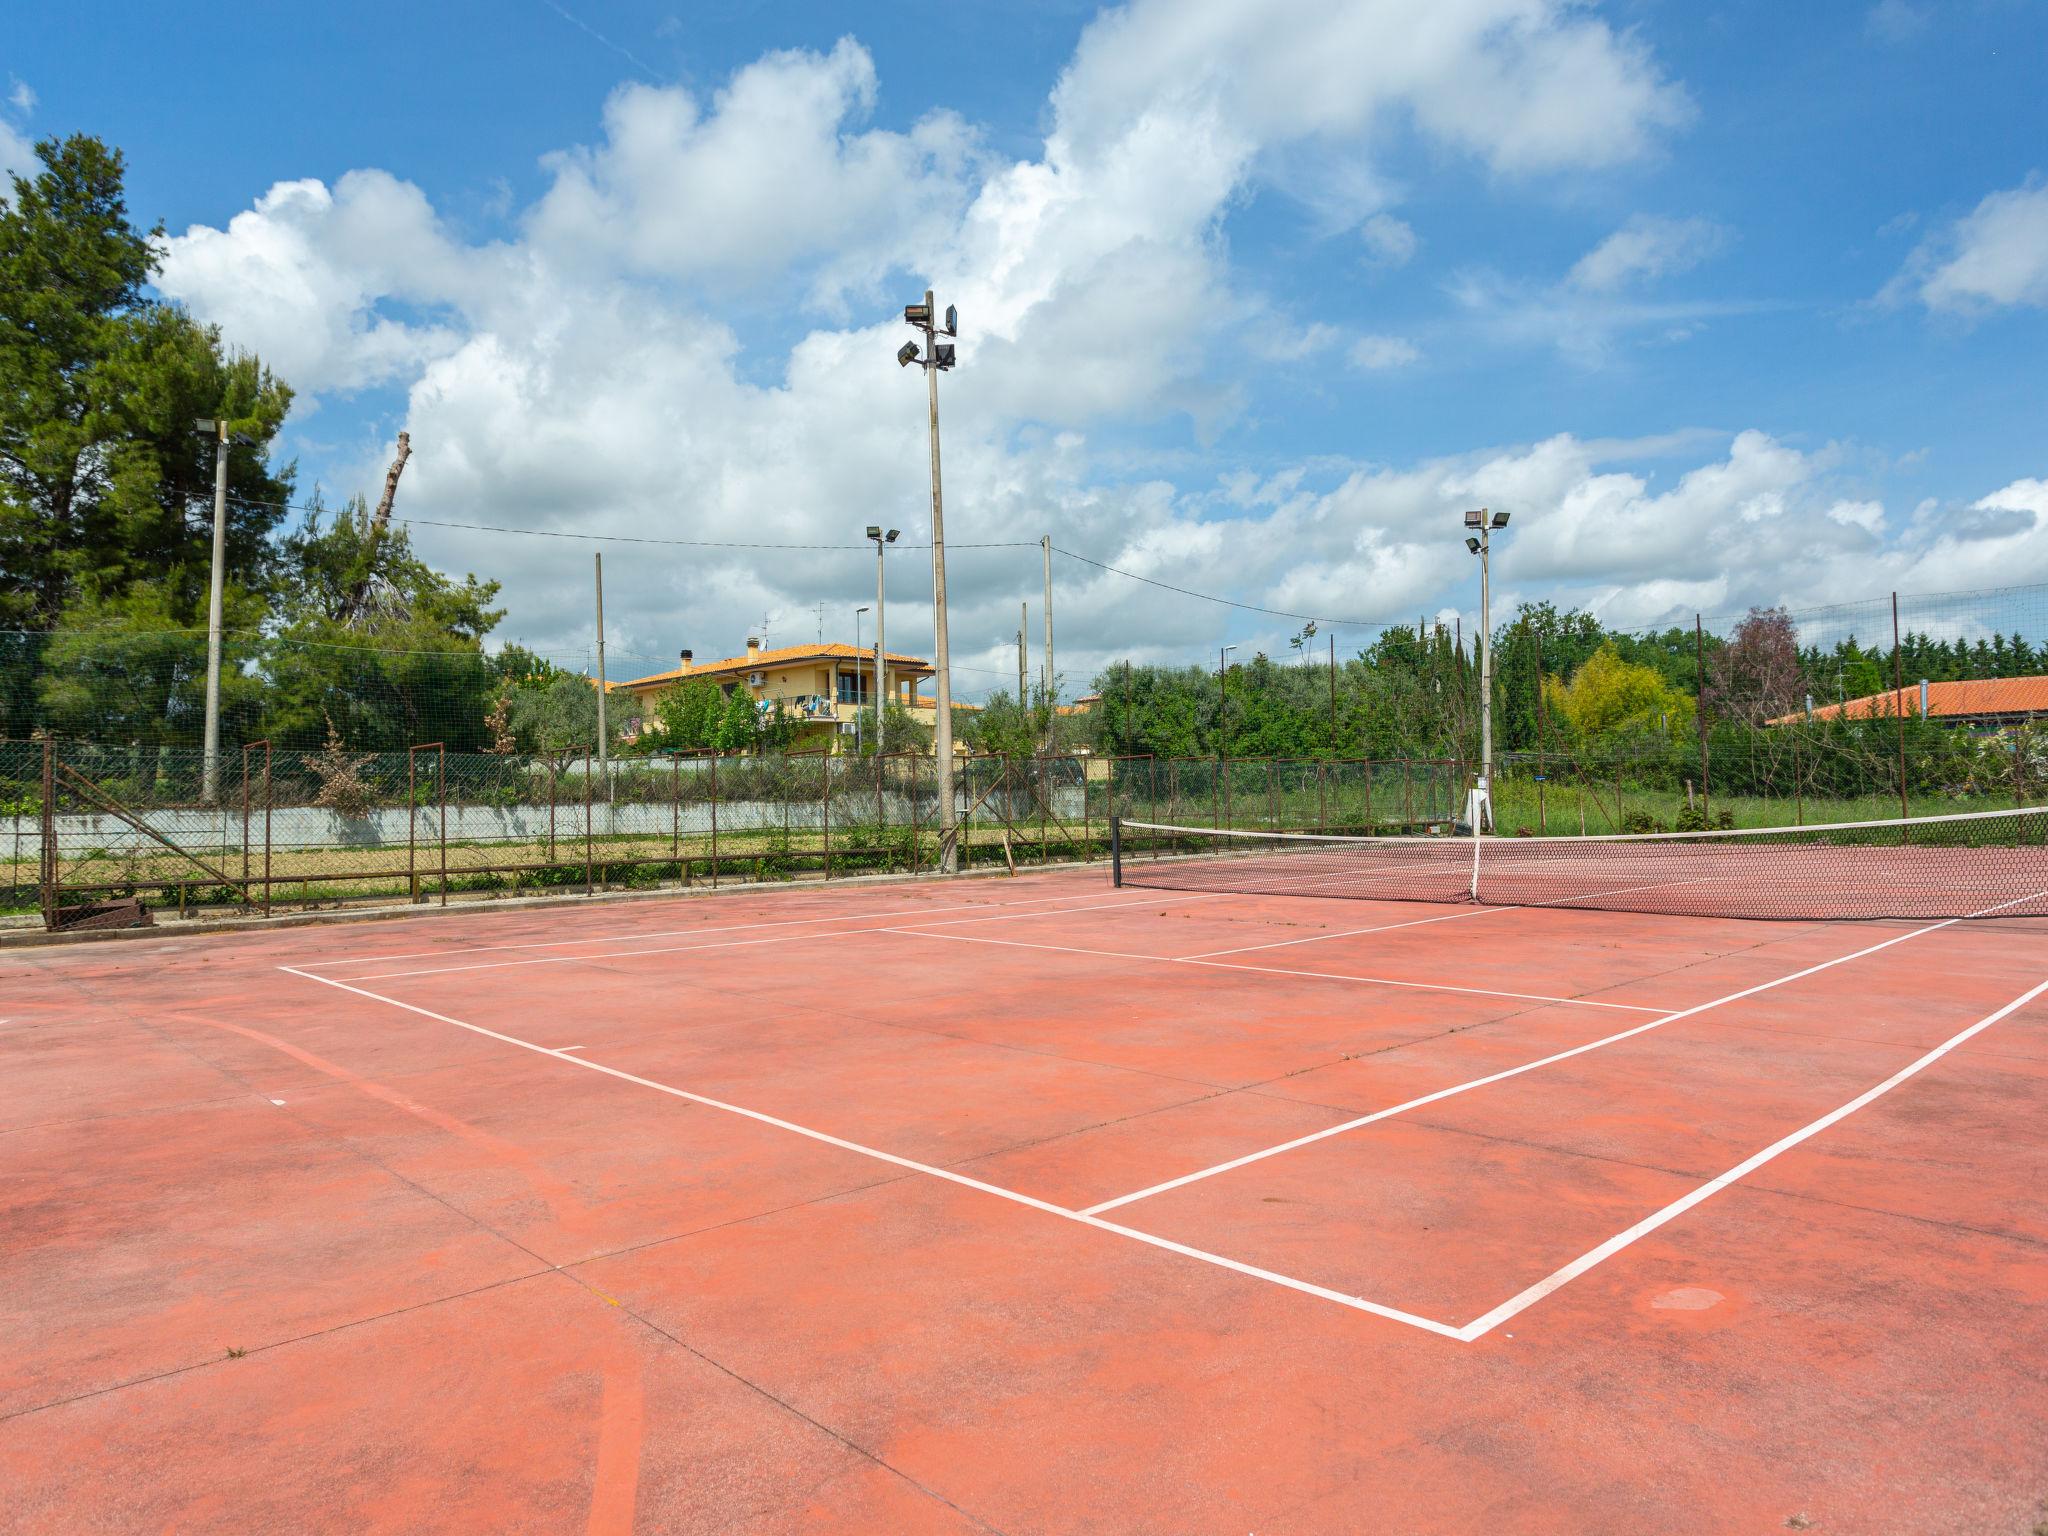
813;601;828;644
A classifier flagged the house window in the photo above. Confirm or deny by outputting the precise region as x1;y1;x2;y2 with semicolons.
836;674;870;705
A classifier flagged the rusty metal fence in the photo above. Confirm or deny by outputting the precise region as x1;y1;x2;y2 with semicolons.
2;741;1464;931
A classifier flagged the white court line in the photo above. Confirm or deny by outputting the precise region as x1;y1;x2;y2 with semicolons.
886;929;1672;1015
1454;969;2048;1341
1078;912;1981;1215
293;883;1110;971
344;893;1226;983
278;965;1464;1338
1172;872;1726;960
1178;902;1518;959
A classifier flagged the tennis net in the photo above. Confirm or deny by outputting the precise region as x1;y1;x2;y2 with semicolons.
1109;808;2048;921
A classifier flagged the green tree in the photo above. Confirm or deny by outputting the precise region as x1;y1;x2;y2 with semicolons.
1544;643;1694;742
651;677;723;750
263;499;504;749
1;135;294;626
712;689;759;752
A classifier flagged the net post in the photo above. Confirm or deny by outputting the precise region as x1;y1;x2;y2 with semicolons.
1110;814;1123;886
1469;806;1483;902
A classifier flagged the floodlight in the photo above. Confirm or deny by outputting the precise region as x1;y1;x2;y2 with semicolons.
885;528;899;543
1466;536;1481;554
932;342;956;369
904;302;932;325
1491;511;1510;529
866;524;882;539
896;341;920;367
943;304;957;336
1463;509;1484;529
194;418;219;435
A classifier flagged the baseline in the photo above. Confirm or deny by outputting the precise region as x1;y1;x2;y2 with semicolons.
292;879;1113;972
338;893;1229;983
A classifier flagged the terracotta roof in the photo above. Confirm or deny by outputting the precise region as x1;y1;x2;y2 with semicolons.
621;642;933;690
1767;676;2048;725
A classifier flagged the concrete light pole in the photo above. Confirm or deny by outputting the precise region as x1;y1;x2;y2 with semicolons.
897;292;959;871
866;526;898;753
1463;507;1511;830
195;417;231;806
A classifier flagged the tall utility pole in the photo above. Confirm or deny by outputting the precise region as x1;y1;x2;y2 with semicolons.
196;417;231;806
866;526;897;753
854;605;870;754
1217;644;1237;759
1018;602;1028;704
1463;508;1510;830
897;291;959;871
1041;535;1054;706
594;553;609;788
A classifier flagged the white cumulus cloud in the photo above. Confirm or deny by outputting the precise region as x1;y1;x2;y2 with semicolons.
1568;214;1728;291
1896;176;2048;313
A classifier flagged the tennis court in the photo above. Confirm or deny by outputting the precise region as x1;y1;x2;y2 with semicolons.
5;815;2047;1533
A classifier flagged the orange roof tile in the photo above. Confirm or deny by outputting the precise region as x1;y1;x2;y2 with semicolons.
1767;675;2048;724
621;642;933;690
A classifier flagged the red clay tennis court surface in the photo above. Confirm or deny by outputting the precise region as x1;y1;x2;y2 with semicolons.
4;869;2046;1532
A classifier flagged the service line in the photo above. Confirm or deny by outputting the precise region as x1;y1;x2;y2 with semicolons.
293;880;1119;971
1454;967;2048;1340
1079;909;1995;1215
279;964;1465;1338
885;929;1672;1016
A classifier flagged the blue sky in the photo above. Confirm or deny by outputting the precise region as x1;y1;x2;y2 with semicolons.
6;0;2046;693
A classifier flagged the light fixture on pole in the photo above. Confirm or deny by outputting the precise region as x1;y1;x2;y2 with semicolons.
1462;507;1511;831
897;292;960;871
865;525;898;754
854;605;871;754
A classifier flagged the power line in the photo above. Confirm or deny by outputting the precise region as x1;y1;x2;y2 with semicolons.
224;491;1396;628
1047;546;1398;630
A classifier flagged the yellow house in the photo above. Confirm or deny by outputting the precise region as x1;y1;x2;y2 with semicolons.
616;637;937;752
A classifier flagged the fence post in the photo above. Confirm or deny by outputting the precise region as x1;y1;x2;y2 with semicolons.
1695;614;1711;812
263;744;273;916
671;757;680;862
1268;759;1279;829
822;755;832;880
1793;730;1803;825
709;754;719;888
437;744;448;907
407;749;418;904
38;737;56;930
240;750;251;903
583;749;593;896
547;763;558;864
1891;591;1910;822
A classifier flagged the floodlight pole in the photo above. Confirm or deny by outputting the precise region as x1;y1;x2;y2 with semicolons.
902;289;959;872
1464;508;1507;832
199;417;230;806
1479;518;1493;823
